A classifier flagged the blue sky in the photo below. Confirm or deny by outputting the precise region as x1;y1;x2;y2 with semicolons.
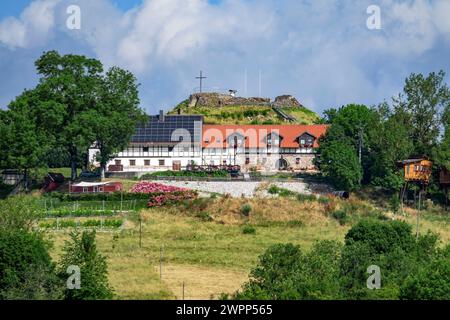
0;0;449;115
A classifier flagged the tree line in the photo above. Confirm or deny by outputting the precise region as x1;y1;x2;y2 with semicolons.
232;219;449;300
0;51;145;185
315;71;450;196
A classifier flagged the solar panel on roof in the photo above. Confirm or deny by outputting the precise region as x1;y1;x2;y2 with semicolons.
130;115;203;143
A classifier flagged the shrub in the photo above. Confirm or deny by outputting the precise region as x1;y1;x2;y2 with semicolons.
0;229;63;299
58;231;113;300
196;211;213;222
267;185;279;194
331;210;348;225
235;242;342;300
147;190;197;207
345;219;415;254
399;247;450;300
241;204;252;216
296;193;316;202
131;182;188;193
242;224;256;234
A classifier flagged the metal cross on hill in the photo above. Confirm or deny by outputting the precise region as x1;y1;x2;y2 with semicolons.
196;71;207;93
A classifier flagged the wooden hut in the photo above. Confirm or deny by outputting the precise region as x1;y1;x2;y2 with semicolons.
398;158;433;184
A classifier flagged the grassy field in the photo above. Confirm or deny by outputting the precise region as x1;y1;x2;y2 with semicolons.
43;194;449;300
169;104;320;125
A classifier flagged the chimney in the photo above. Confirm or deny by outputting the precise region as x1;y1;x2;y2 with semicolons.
159;110;165;122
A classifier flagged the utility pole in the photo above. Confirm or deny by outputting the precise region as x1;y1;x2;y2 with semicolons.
196;71;207;93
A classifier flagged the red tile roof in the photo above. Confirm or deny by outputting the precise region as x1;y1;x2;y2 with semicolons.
202;124;329;149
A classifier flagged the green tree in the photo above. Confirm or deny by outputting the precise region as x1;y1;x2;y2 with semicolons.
33;51;103;180
368;103;414;190
315;140;362;190
235;242;342;300
1;92;50;190
316;104;376;188
89;67;143;179
394;70;450;156
0;229;63;300
399;245;450;300
58;231;113;300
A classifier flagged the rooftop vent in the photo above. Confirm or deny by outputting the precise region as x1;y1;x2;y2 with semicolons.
159;110;165;122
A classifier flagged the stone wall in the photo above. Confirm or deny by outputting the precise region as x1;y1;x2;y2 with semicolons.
188;92;302;108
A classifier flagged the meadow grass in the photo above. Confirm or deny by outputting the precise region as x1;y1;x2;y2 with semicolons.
42;195;449;300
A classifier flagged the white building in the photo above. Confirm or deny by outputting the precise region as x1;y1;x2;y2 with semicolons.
89;112;328;174
89;112;203;173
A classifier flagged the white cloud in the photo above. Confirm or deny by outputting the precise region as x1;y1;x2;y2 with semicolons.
0;0;59;48
114;0;273;73
0;0;449;113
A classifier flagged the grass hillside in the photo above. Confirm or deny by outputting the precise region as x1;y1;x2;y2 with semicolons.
169;99;321;125
43;183;449;300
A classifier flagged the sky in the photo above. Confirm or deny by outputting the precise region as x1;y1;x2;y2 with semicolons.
0;0;449;116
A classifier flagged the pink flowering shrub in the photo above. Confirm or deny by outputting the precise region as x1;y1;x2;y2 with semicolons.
131;182;197;207
131;182;188;193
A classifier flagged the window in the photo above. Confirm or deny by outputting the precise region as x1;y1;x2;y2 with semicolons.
223;160;227;165
129;160;136;166
93;186;98;193
245;157;250;165
296;158;300;165
99;187;103;193
159;159;165;166
144;159;150;166
143;147;149;152
83;187;88;193
300;139;305;145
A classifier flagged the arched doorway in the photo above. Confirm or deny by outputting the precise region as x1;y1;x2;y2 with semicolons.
276;158;289;171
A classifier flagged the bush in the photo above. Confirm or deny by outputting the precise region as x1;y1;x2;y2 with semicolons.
241;204;252;216
296;193;316;202
267;185;279;194
242;224;256;234
331;210;348;225
399;247;450;300
235;242;342;300
0;229;63;299
196;211;213;222
345;219;415;254
58;231;113;300
147;190;197;207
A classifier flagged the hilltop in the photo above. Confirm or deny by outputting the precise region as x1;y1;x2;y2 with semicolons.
168;93;321;125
